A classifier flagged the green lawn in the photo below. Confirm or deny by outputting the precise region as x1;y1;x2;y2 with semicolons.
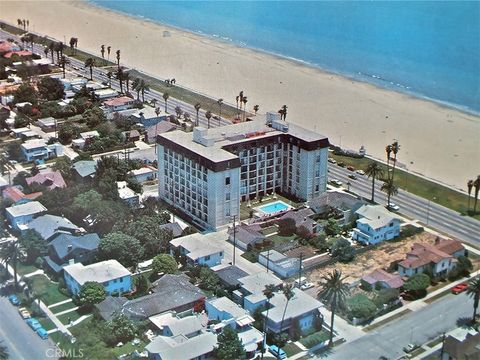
282;342;303;357
15;262;39;276
241;234;297;263
37;317;57;331
261;226;278;236
50;301;75;314
28;275;69;305
299;330;330;348
57;309;83;325
330;153;479;220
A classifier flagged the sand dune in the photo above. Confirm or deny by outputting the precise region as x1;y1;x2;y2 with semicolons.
1;0;478;190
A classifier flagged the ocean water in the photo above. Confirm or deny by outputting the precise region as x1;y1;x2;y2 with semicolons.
91;1;480;113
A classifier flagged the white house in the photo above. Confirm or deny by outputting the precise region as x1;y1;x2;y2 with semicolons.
258;250;301;279
63;259;132;296
20;139;63;162
170;232;224;267
5;201;47;231
103;96;136;113
117;181;140;207
128;166;157;183
352;205;401;245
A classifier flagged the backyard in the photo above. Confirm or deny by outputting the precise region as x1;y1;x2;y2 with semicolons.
241;234;297;263
27;274;69;305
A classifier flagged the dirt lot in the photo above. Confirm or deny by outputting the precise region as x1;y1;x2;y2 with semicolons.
306;231;444;286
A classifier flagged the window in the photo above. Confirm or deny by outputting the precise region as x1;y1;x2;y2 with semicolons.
204;255;211;261
226;192;230;201
225;177;230;185
119;277;123;282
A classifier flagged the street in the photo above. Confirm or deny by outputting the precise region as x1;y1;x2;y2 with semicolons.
328;165;480;246
325;291;472;359
0;296;58;360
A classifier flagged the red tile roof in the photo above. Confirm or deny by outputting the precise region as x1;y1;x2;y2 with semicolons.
362;269;404;289
2;186;42;202
399;239;464;270
0;41;17;54
26;171;66;190
4;50;33;58
103;96;134;107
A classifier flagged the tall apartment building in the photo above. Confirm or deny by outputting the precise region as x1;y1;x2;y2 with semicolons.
157;113;329;229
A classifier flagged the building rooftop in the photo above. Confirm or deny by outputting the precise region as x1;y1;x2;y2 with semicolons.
264;288;322;323
130;105;165;120
103;96;135;107
159;222;183;238
27;214;80;240
117;181;138;199
399;238;464;270
2;186;42;203
308;191;365;212
149;312;207;336
72;160;96;178
356;204;400;229
80;130;100;139
37;117;55;126
129;166;156;176
21;139;48;151
63;259;131;286
6;201;47;218
228;224;265;248
238;271;282;295
145;332;217;360
207;297;249;319
214;265;248;288
48;233;100;260
26;171;66;190
361;269;404;289
170;232;224;261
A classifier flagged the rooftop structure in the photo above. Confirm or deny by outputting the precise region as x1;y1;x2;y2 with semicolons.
26;171;66;190
64;260;131;287
361;269;404;289
258;249;301;279
228;224;265;251
2;186;42;203
238;272;282;296
5;201;47;218
170;232;224;267
149;312;207;337
214;265;248;288
145;332;217;360
72;160;96;179
145;122;179;143
157;113;329;229
353;204;401;245
26;214;81;240
117;181;139;207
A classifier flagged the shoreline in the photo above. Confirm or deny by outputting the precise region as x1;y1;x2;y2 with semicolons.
0;0;478;191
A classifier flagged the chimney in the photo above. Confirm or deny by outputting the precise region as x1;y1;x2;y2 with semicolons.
435;237;440;245
67;244;73;252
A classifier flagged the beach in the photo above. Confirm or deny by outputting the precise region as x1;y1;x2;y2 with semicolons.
0;0;478;190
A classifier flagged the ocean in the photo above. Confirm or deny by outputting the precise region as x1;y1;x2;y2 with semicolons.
90;1;480;113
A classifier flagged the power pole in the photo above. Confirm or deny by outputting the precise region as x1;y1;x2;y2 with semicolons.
439;332;446;359
232;215;236;266
266;248;270;273
297;252;304;287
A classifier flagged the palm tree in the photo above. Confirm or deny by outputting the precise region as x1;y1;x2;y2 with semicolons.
473;176;480;214
253;104;259;115
279;284;295;334
84;57;95;80
390;141;400;180
116;68;124;93
317;270;349;346
151;98;158;108
163;92;170;113
467;180;474;212
59;55;69;78
140;80;149;103
116;49;121;69
132;77;141;100
123;71;131;93
17;19;22;28
205;110;212;129
217;98;223;122
381;178;398;206
365;162;384;203
467;277;480;323
0;240;23;290
236;95;240;114
69;37;77;54
22;19;26;31
242;96;248;122
280;105;287;120
26;19;29;31
43;46;49;61
48;41;55;63
261;284;276;360
175;105;183;119
385;144;393;180
194;103;201;126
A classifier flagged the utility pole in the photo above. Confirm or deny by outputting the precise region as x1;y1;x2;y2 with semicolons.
266;248;270;273
232;215;236;266
439;332;446;359
297;252;304;287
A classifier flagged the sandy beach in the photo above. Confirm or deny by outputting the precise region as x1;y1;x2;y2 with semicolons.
0;0;478;190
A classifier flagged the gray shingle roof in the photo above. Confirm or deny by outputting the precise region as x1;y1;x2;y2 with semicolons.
308;191;365;212
27;214;80;240
95;296;128;321
214;266;248;288
48;233;100;260
159;222;183;238
72;160;97;178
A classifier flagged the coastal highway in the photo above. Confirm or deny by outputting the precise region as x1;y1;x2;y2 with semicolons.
0;29;232;130
328;164;480;246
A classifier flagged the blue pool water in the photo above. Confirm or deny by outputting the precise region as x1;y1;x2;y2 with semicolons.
91;1;480;113
258;201;290;215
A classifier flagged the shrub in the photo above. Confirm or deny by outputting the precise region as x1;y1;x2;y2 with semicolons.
346;294;377;319
330;238;355;263
277;218;296;236
373;288;400;307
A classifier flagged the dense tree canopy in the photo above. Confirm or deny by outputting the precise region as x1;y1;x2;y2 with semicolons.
152;254;178;275
346;294;377;319
78;281;106;307
214;326;246;360
13;83;37;104
19;230;47;264
38;77;64;101
330;238;355;263
97;232;144;267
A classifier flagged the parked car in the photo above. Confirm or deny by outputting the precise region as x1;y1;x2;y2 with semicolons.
26;318;42;331
269;345;286;360
18;307;31;319
451;283;468;295
36;327;49;340
348;174;357;180
356;170;365;175
403;343;419;353
328;158;337;164
337;162;346;168
8;294;20;306
347;165;355;171
329;179;343;187
386;203;400;211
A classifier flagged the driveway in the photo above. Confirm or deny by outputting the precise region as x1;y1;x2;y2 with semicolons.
0;296;58;360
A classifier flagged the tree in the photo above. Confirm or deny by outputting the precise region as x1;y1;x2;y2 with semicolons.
194;103;201;126
217;98;223;122
13;83;37;105
242;96;248;121
385;144;392;180
100;44;105;61
381;179;398;206
403;273;430;298
98;232;144;268
69;37;78;54
38;77;64;101
390;141;400;181
365;162;384;202
324;218;341;236
105;313;137;345
346;294;376;320
58;55;69;79
214;326;246;360
52;156;73;180
317;270;349;346
122;214;172;256
78;281;106;307
473;175;480;214
467;277;480;323
261;284;276;359
0;240;23;290
135;274;149;295
205;110;212;129
330;238;355;263
253;104;259;115
152;254;177;275
0;340;8;360
107;46;111;61
116;67;124;93
296;225;311;240
84;58;96;80
83;106;106;128
279;283;294;334
277;218;296;236
116;49;121;69
198;267;220;292
467;179;474;211
19;230;46;264
163;92;170;113
373;288;399;307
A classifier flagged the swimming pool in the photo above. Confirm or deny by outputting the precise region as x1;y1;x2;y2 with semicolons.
256;200;292;215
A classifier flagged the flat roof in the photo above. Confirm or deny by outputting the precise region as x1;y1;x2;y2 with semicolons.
63;259;131;286
207;297;249;319
145;332;217;360
21;139;47;150
238;271;282;294
263;288;322;323
170;232;224;260
6;201;47;217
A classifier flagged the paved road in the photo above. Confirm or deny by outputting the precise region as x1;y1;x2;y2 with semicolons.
325;291;472;359
328;165;480;246
0;296;58;360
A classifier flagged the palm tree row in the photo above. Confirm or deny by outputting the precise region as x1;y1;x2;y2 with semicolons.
236;91;249;122
383;141;400;206
16;18;29;31
0;240;23;290
466;176;480;214
69;37;78;55
132;77;150;103
278;105;288;120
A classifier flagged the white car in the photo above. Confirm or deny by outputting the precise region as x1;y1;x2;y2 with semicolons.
328;158;337;164
330;179;342;186
300;283;315;290
386;203;400;211
356;169;365;175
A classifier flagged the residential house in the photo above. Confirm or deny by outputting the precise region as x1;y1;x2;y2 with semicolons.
214;265;248;289
262;288;323;334
103;96;136;113
205;297;263;358
71;130;100;150
146;331;217;360
26;171;66;190
398;238;466;278
144;122;178;144
258;249;301;279
3;50;33;59
2;186;42;203
36;117;56;132
0;41;20;56
130;106;169;127
95;274;205;321
149;312;207;338
442;332;480;360
117;181;140;207
63;259;132;296
43;233;100;274
159;222;183;238
352;205;401;245
21;139;63;162
128;167;158;183
93;88;117;100
308;191;365;225
228;224;266;251
5;201;47;231
361;269;404;290
121;129;141;143
10;127;30;138
279;208;319;234
170;232;224;267
72;160;96;180
233;272;283;313
26;214;82;241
